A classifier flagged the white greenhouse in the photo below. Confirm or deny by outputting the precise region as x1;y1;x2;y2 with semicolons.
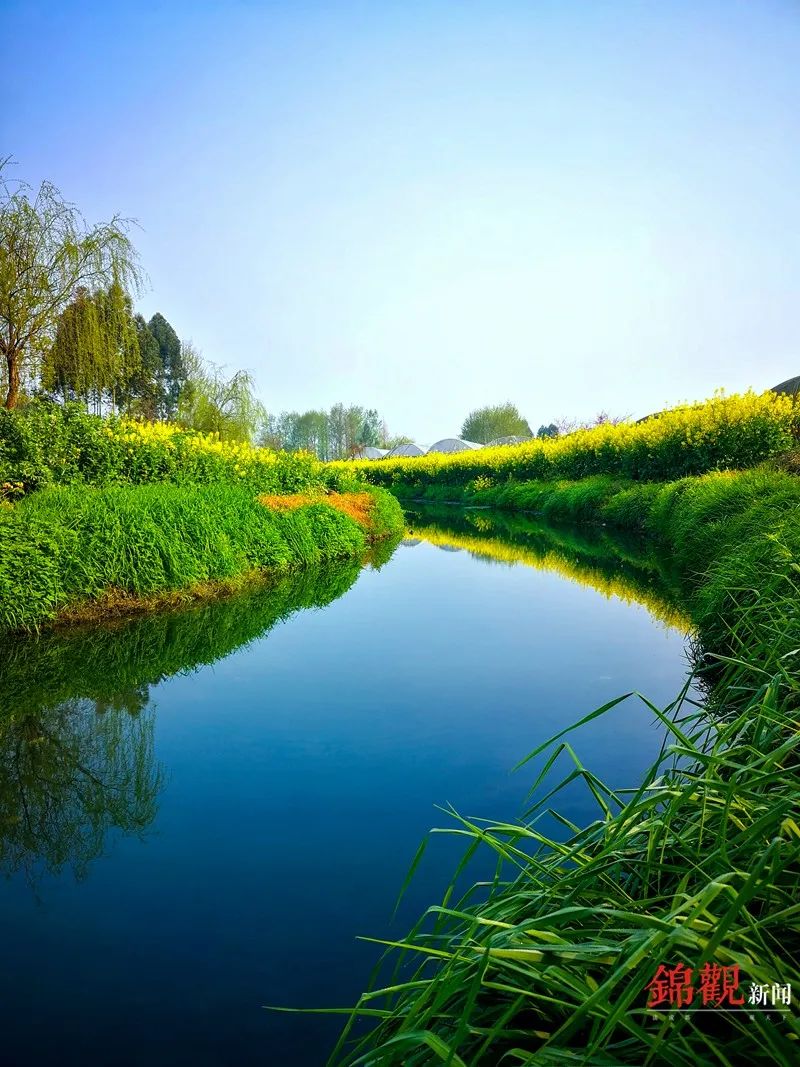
385;442;427;458
427;438;484;454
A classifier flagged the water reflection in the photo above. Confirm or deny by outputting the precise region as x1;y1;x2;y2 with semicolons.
404;505;690;631
0;512;688;888
0;512;693;1065
0;697;161;884
0;562;364;884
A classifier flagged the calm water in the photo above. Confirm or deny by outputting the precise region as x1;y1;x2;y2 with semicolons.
0;509;692;1066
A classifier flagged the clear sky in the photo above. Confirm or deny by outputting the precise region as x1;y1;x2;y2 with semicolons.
2;0;799;439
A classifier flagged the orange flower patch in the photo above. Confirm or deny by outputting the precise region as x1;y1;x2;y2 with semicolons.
257;491;375;529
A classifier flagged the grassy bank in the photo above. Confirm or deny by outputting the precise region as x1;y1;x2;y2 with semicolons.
0;482;403;633
326;470;800;1063
0;561;362;720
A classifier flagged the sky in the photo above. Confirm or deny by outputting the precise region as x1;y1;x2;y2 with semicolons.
2;0;799;439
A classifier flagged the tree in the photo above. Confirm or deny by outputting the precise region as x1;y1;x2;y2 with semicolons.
259;404;401;458
592;410;629;426
328;403;347;459
344;404;366;456
294;410;330;457
537;423;559;439
0;160;140;408
41;281;140;412
359;408;382;449
382;433;414;449
118;314;162;418
461;402;532;443
177;343;266;442
148;312;185;418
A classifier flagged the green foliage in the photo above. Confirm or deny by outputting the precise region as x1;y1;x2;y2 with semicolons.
118;314;162;418
1;561;363;720
0;481;404;632
0;559;379;883
116;311;186;419
405;504;686;627
147;311;185;417
0;695;163;882
353;391;799;489
362;482;406;541
330;469;800;1066
0;160;141;408
461;401;532;443
177;343;266;442
263;403;400;459
41;282;140;410
0;400;318;495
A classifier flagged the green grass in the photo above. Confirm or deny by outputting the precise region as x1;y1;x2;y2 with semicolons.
321;469;800;1065
0;482;403;633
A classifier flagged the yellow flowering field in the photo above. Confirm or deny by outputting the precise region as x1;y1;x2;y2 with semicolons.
0;402;327;495
344;390;798;488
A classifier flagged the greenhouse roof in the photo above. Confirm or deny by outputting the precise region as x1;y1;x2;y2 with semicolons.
427;438;484;454
385;442;427;457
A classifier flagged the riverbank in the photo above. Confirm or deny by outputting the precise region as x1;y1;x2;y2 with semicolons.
0;483;404;633
329;467;800;1061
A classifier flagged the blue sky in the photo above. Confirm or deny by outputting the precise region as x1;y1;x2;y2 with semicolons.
2;0;798;438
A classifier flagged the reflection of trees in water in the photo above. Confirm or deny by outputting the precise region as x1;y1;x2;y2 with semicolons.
0;560;369;885
0;697;162;883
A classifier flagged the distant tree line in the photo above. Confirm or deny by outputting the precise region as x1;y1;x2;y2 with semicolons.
2;163;628;450
260;406;410;460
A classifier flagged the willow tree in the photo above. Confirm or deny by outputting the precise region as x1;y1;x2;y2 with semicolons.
177;343;267;442
0;160;140;408
42;281;140;411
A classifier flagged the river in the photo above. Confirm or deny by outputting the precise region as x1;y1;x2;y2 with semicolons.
0;507;694;1065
